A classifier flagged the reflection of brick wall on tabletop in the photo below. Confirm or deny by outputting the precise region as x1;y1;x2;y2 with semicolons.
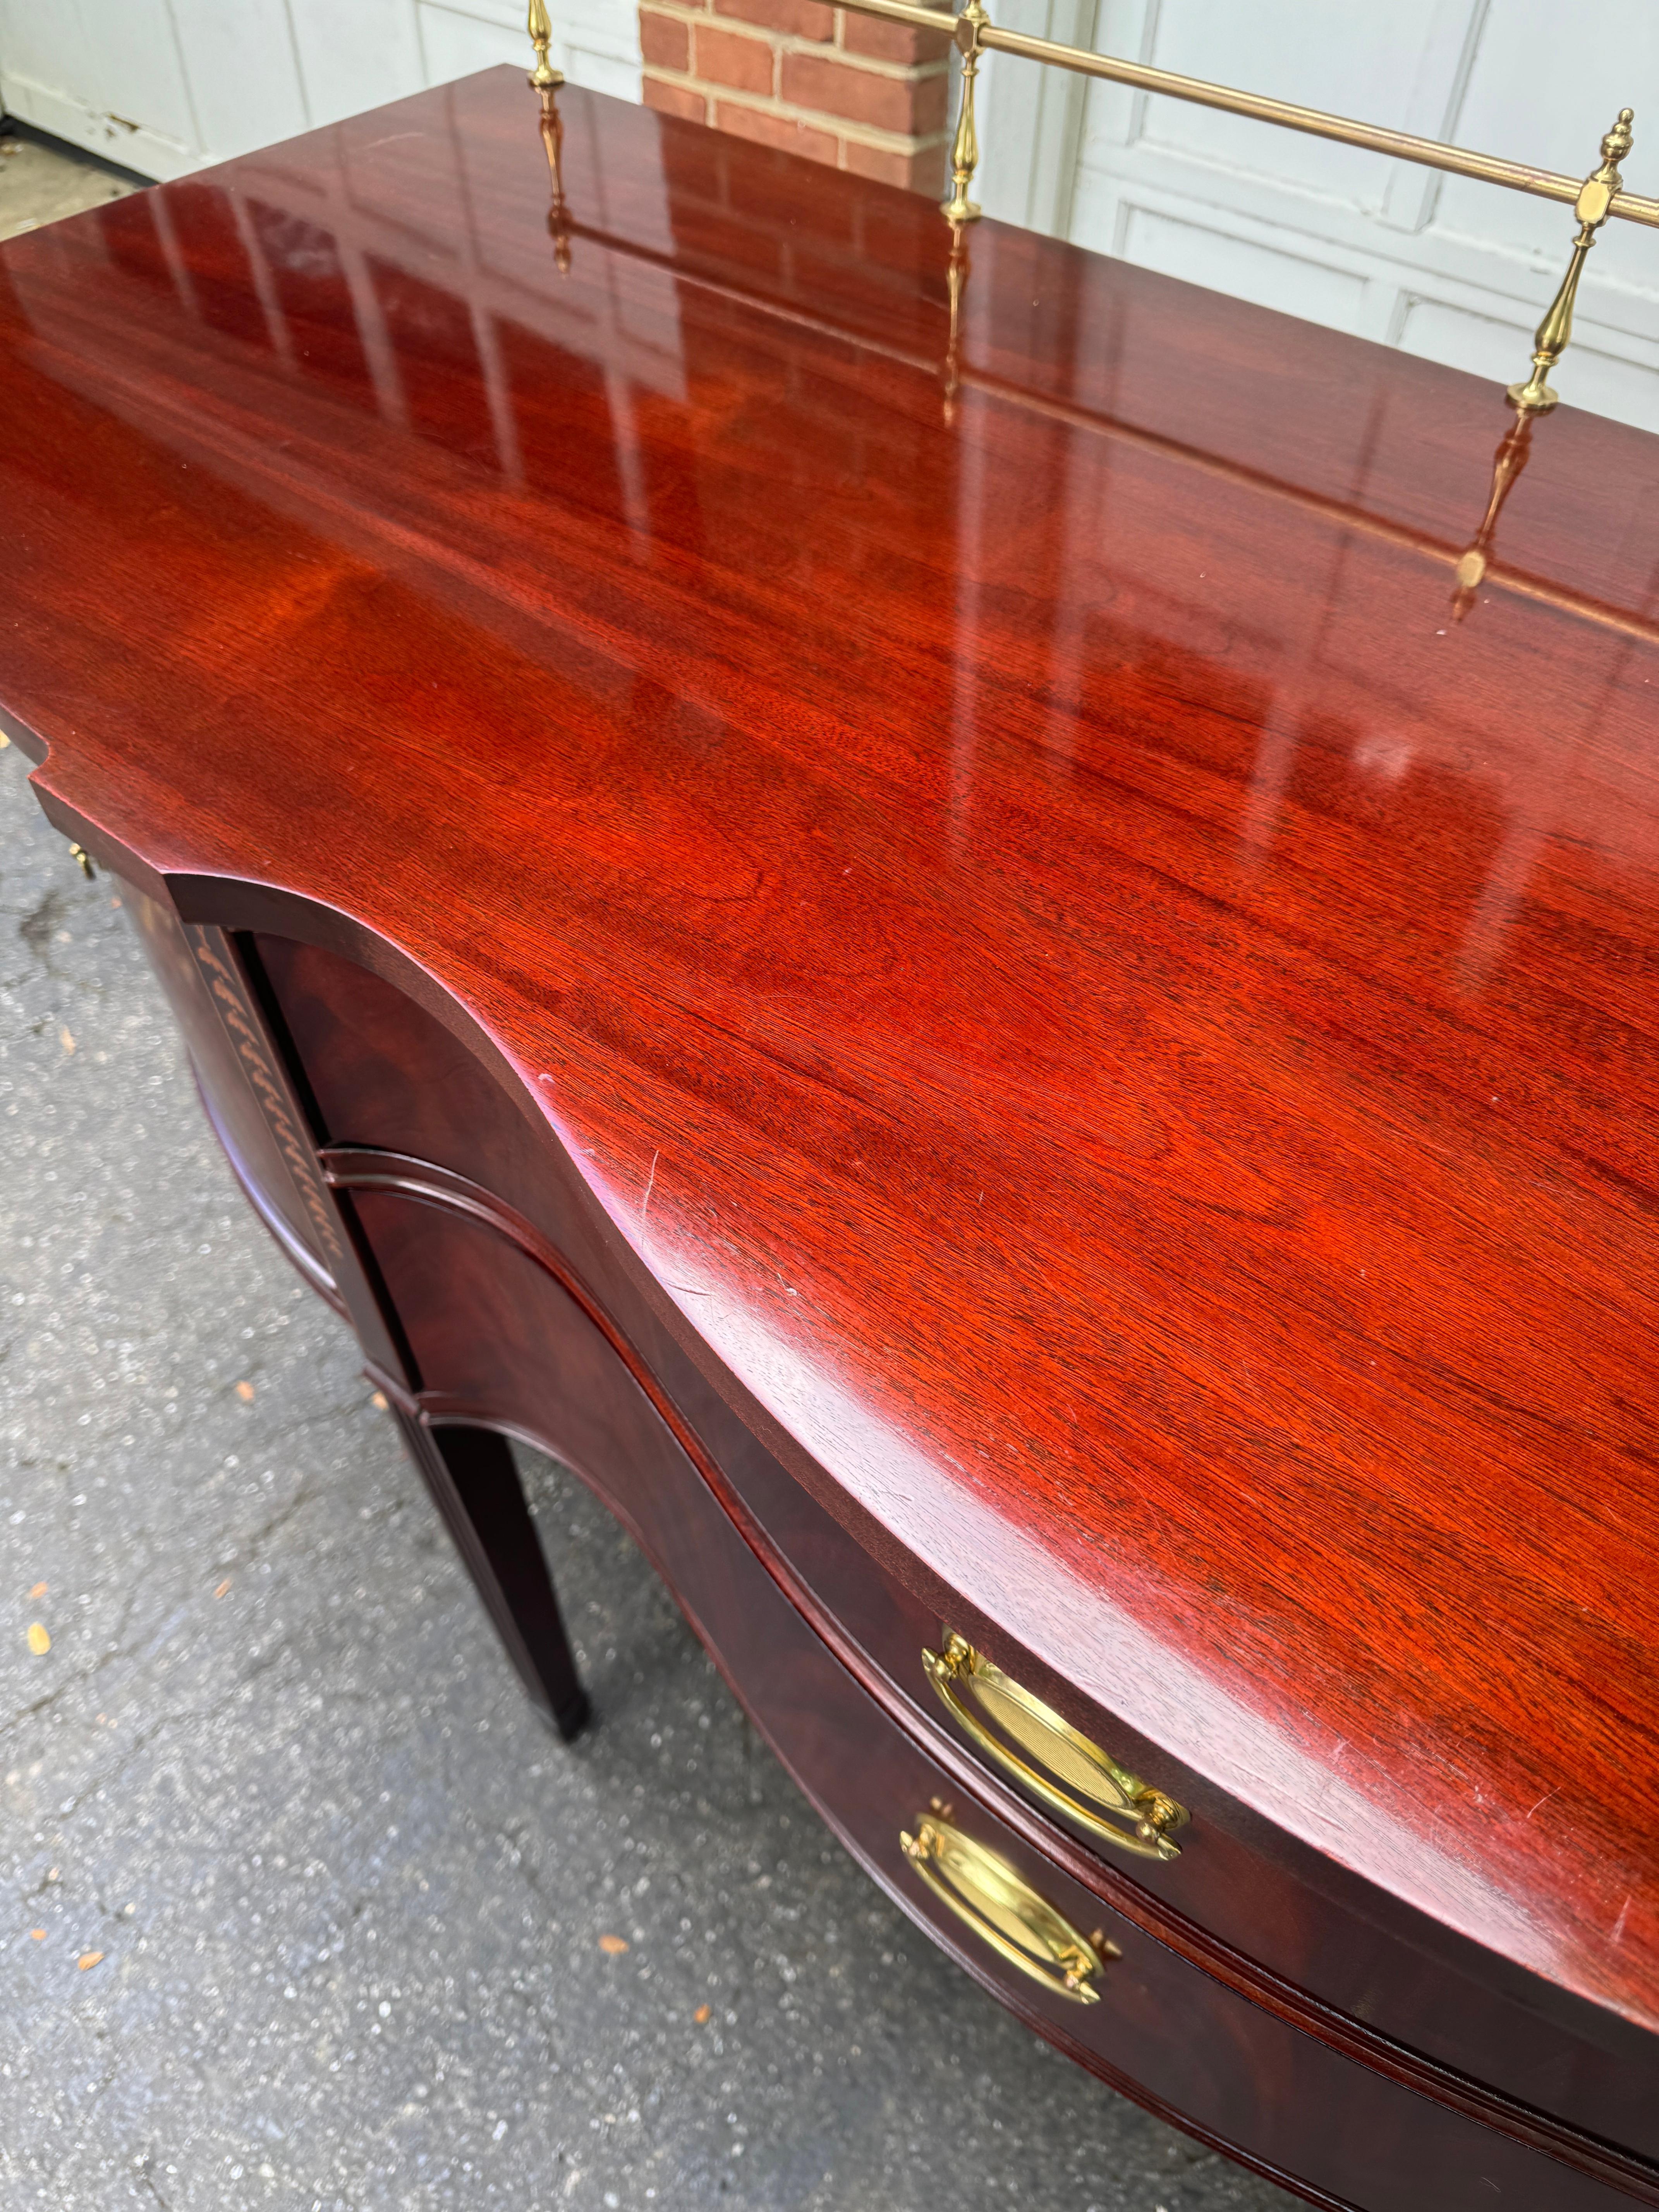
639;0;954;195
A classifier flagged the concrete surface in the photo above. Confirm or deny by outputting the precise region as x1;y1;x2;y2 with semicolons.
0;157;1300;2212
0;132;136;243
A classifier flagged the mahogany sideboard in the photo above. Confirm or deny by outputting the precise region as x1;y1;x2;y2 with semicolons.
3;69;1657;2210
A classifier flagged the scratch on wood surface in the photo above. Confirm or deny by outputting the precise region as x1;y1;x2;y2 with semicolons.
639;1147;660;1256
1611;1894;1632;1947
1525;1786;1559;1822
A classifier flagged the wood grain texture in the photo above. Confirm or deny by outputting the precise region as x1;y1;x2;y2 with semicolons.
3;67;1658;2083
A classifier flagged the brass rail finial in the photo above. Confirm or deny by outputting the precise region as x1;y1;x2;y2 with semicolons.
941;0;988;225
527;0;563;92
1509;107;1633;414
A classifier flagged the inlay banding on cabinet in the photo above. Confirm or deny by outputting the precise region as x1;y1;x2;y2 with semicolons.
5;65;1659;2209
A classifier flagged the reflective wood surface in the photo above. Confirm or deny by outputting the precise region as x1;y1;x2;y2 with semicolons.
3;69;1657;2085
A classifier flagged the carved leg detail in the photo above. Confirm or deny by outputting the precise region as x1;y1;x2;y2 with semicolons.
395;1413;590;1741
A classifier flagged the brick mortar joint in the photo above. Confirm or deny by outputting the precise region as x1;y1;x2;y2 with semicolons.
644;69;952;151
644;6;950;77
832;11;954;52
787;41;950;73
641;0;954;18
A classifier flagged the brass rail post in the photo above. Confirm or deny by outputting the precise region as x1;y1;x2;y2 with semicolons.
1509;109;1633;413
942;0;988;224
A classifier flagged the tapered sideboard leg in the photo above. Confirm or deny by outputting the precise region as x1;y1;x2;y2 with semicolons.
393;1411;591;1741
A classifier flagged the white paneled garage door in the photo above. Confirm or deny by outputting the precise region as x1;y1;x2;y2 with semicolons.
975;0;1659;431
0;0;639;180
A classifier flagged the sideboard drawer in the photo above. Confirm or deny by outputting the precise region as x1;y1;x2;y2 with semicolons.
699;1448;1659;2164
773;1656;1643;2212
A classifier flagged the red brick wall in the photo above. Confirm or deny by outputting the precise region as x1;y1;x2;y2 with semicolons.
639;0;954;195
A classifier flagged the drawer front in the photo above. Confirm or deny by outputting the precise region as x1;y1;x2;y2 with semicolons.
263;931;1656;2159
341;1181;1650;2210
694;1457;1659;2160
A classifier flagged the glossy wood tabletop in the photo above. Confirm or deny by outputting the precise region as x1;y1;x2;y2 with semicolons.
3;70;1657;2039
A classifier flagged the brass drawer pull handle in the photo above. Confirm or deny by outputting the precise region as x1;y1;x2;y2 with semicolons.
900;1812;1115;2003
923;1633;1188;1862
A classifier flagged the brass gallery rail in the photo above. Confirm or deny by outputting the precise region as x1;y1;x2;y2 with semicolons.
780;0;1652;416
838;0;1659;228
523;0;1658;598
528;0;1651;406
